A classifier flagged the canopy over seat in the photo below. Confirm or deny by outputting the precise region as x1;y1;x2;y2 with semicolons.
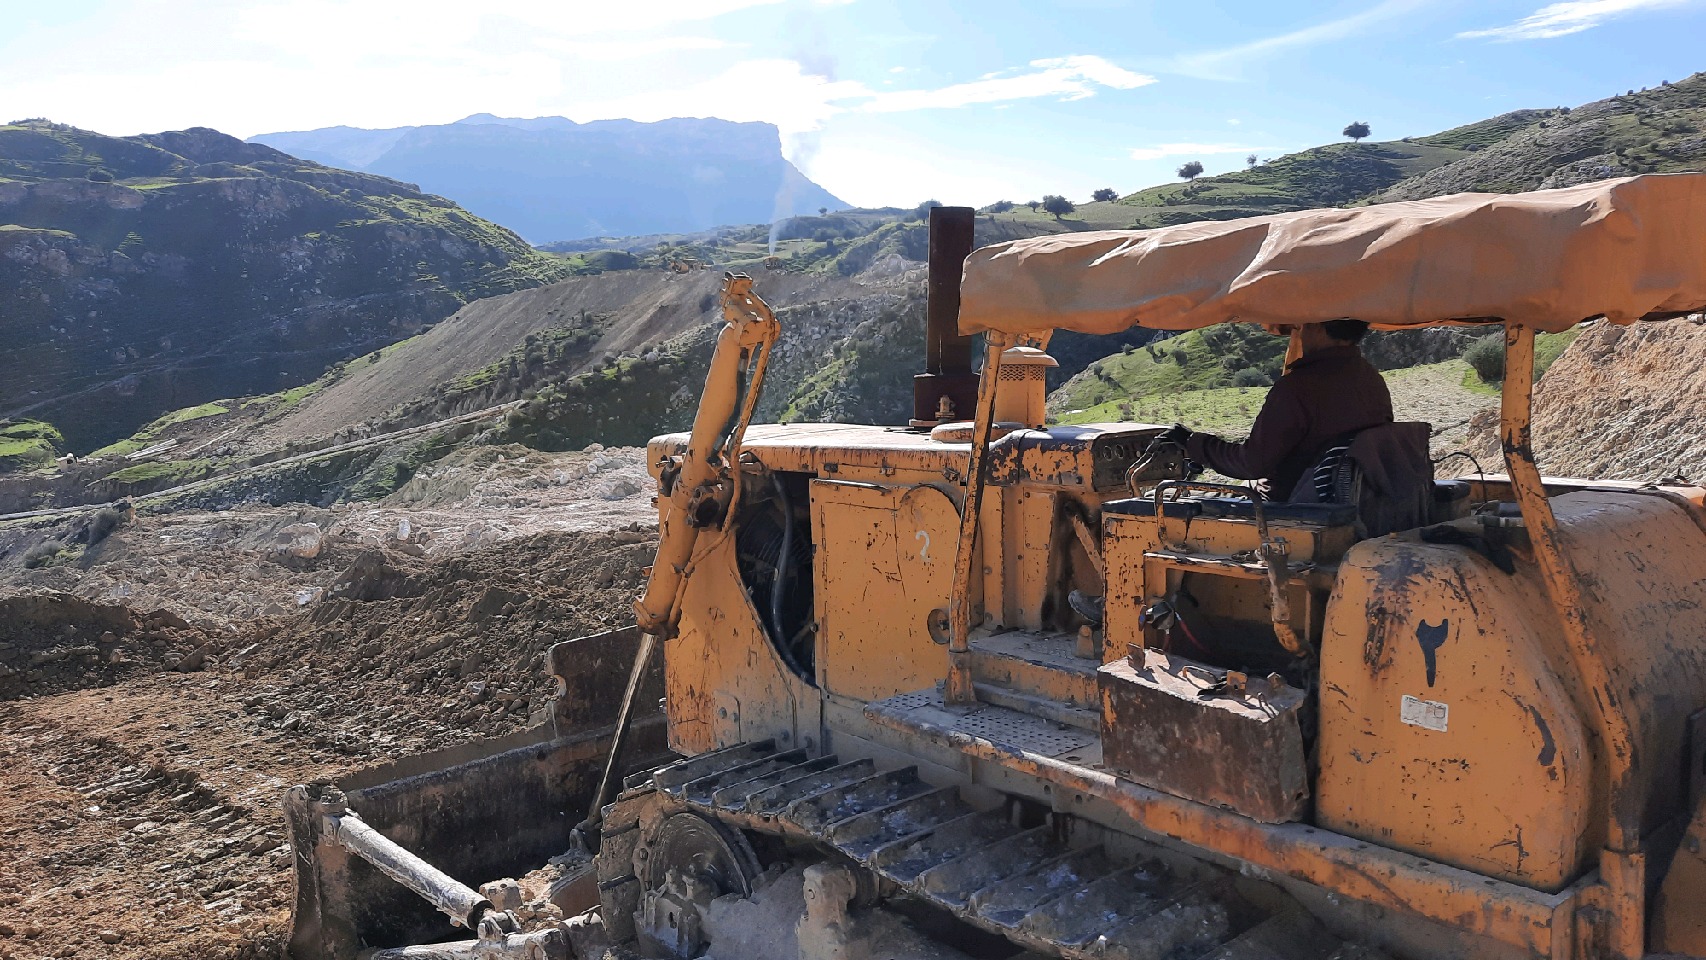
959;173;1706;337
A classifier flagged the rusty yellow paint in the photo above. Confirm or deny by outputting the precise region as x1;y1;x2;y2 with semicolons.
858;695;1575;957
634;275;778;637
811;480;958;701
1651;794;1706;954
947;335;1010;705
1316;535;1596;889
1101;506;1354;666
663;531;821;756
1320;488;1706;899
996;486;1057;631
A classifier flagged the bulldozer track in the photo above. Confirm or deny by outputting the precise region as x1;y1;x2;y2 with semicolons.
608;740;1357;960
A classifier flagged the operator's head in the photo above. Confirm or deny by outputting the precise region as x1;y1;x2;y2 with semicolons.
1320;318;1371;344
1296;318;1370;354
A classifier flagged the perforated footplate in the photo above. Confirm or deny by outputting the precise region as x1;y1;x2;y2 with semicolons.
869;689;1098;758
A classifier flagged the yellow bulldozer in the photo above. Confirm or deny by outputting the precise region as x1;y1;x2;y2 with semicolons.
284;174;1706;960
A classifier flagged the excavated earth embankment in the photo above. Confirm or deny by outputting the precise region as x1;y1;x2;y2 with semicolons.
0;526;654;960
1466;317;1706;482
0;445;660;960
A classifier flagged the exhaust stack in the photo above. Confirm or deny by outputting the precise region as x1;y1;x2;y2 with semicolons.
912;205;980;428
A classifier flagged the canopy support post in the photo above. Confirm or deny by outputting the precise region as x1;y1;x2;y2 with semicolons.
946;334;1010;706
1500;324;1643;959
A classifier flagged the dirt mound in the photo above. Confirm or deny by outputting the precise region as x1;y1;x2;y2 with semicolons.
241;526;656;750
0;524;655;960
1466;318;1706;481
0;591;211;701
0;446;655;630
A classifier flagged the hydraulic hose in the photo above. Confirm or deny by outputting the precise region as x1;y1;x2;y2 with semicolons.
769;473;794;651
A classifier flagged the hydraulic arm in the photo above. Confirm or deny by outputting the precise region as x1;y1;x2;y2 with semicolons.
633;273;780;637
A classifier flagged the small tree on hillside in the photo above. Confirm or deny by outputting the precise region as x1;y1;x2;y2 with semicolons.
1041;194;1076;219
818;206;828;216
1091;187;1119;202
1177;160;1204;182
1246;154;1258;168
987;199;1015;214
914;199;943;220
1343;121;1371;143
1027;200;1041;212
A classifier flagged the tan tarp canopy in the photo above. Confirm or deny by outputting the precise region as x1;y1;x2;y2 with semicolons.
959;173;1706;336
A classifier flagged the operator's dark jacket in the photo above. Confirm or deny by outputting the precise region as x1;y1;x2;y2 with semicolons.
1185;345;1394;500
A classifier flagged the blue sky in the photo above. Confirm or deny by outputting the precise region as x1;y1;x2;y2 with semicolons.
2;0;1704;208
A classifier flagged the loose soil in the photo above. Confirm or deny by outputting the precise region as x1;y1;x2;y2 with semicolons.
1463;318;1706;482
0;445;654;630
0;447;661;960
0;526;655;960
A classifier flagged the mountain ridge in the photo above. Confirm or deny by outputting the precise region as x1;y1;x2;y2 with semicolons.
251;115;846;243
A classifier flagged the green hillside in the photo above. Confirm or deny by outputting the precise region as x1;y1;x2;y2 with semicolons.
1113;141;1469;227
1379;74;1706;199
0;419;63;473
0;120;573;452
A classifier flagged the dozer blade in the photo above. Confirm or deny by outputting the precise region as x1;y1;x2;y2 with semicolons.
284;626;670;960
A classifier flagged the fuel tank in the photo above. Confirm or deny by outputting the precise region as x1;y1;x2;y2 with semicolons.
1318;491;1706;890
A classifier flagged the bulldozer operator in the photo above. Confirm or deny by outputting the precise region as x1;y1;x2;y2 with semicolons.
1160;317;1393;501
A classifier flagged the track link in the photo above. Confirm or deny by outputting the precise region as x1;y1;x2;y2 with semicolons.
616;740;1353;960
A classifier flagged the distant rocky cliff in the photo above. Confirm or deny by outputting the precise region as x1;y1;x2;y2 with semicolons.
252;115;845;243
0;121;571;451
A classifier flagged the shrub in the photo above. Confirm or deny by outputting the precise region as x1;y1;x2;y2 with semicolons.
87;507;125;545
1177;160;1204;181
1463;334;1505;383
986;199;1014;214
1170;348;1189;366
85;167;114;183
23;541;62;569
1232;367;1272;387
1091;188;1119;202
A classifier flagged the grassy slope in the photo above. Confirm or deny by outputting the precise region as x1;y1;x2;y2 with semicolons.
0;420;64;472
1059;359;1500;460
1378;73;1706;199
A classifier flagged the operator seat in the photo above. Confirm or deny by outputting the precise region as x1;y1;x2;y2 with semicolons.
1292;422;1433;538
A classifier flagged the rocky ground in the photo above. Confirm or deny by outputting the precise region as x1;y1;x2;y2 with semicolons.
1464;317;1706;483
0;445;653;629
0;448;658;960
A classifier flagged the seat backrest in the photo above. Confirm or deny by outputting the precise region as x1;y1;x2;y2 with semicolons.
1348;422;1434;537
1291;423;1434;537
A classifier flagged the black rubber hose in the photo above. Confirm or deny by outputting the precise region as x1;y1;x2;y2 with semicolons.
770;473;794;648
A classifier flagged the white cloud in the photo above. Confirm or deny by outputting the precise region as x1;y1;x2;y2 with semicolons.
1169;0;1431;80
1456;0;1694;41
570;53;1153;142
859;55;1154;112
0;0;803;136
1129;142;1270;161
